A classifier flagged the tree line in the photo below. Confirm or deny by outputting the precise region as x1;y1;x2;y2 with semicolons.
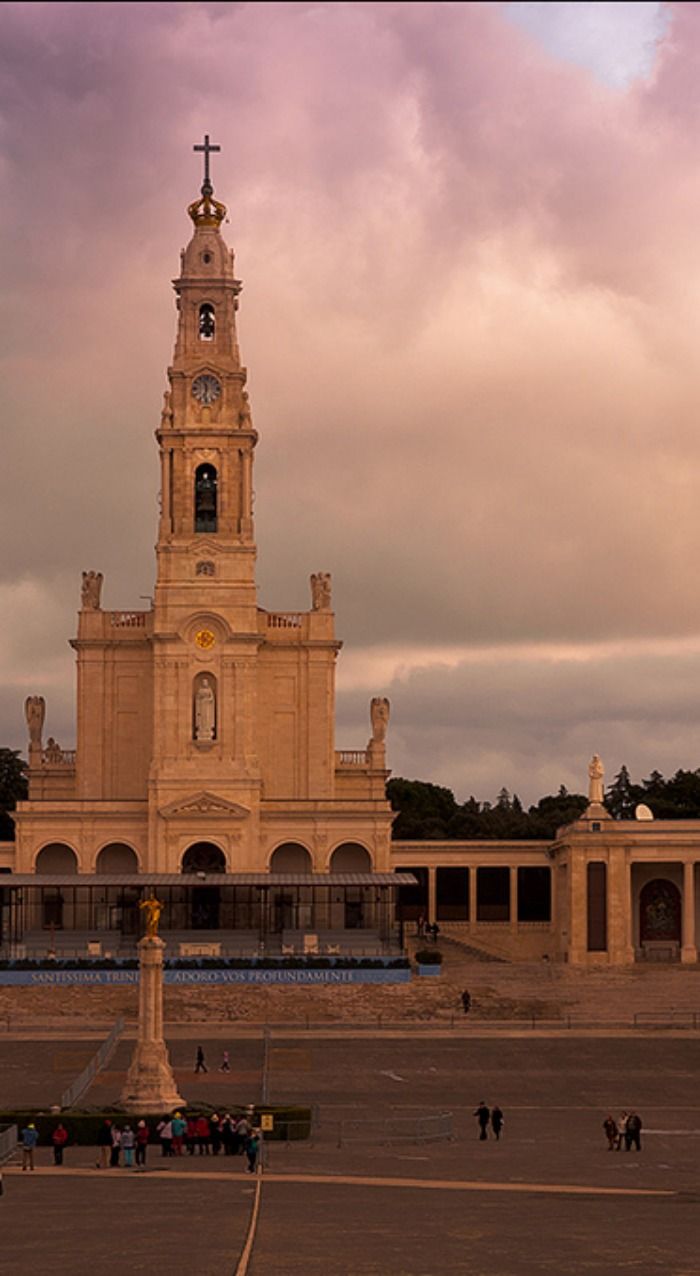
387;765;700;841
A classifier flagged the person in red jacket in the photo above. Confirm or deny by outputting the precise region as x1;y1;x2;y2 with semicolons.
135;1120;150;1170
196;1114;210;1155
52;1122;68;1166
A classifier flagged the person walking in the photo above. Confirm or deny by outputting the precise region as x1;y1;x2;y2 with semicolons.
110;1124;122;1168
626;1112;642;1152
490;1105;504;1141
135;1120;150;1169
51;1122;68;1166
195;1045;208;1074
474;1102;490;1141
21;1123;39;1172
603;1114;617;1151
121;1124;135;1169
219;1049;231;1073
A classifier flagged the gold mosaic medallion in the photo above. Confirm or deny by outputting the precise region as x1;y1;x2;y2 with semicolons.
194;629;216;651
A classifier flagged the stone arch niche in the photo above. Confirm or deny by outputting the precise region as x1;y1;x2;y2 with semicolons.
639;879;681;944
269;843;313;874
182;842;226;874
35;843;78;874
329;843;372;873
96;843;139;874
194;463;218;533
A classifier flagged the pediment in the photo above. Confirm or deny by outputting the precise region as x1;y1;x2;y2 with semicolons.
187;538;223;556
160;791;250;819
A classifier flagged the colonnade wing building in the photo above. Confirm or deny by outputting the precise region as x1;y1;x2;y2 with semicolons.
2;155;698;968
4;160;405;953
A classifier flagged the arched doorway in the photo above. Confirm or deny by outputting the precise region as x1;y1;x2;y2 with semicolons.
182;842;226;930
330;844;372;929
35;843;78;930
96;844;140;935
639;879;681;945
269;843;312;932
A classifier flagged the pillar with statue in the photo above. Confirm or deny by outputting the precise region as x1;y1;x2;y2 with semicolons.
120;895;185;1113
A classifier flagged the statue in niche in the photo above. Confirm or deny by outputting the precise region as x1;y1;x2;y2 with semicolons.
370;697;390;744
81;570;103;610
25;695;45;747
195;678;216;742
588;754;605;804
310;572;332;611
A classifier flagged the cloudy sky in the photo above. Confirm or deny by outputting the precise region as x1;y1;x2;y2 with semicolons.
2;0;700;804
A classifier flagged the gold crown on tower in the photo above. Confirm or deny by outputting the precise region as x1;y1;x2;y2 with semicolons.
188;179;227;228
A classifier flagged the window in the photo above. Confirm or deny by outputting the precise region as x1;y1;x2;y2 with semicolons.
194;464;217;533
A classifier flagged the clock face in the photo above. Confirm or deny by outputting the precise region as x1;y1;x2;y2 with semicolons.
192;374;221;406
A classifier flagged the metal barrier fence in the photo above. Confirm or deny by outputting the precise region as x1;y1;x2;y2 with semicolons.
60;1016;125;1108
0;1125;18;1165
337;1111;454;1148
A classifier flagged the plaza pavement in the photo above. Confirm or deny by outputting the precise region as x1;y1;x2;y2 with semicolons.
2;1034;700;1272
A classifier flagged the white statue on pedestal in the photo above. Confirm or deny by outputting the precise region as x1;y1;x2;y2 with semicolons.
195;678;216;741
588;754;604;804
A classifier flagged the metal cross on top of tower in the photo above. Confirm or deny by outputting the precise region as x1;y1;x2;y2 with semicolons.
194;134;221;191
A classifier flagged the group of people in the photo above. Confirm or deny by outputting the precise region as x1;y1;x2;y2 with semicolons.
603;1111;643;1151
473;1102;504;1141
416;916;441;943
96;1112;261;1171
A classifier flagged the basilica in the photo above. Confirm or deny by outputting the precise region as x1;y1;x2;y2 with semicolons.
1;144;698;968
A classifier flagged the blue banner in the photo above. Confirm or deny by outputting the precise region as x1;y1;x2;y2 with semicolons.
0;967;411;986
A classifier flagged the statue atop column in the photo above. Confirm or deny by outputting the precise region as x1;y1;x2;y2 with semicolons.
588;754;605;805
25;695;45;752
81;570;103;610
194;678;216;742
310;572;332;611
140;895;163;938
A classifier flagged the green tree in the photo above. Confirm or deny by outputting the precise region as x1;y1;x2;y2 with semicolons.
387;777;458;840
0;748;28;841
606;765;639;820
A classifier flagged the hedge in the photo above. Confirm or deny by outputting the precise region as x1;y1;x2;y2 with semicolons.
0;1105;311;1144
414;948;443;965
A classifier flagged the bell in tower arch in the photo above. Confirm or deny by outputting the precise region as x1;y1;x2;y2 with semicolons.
194;464;218;532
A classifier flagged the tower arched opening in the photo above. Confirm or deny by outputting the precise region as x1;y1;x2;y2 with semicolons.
194;464;218;533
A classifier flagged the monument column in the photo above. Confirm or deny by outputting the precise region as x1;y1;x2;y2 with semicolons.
681;860;697;964
121;897;184;1113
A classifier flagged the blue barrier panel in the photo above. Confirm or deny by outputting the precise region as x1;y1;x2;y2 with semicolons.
0;967;411;986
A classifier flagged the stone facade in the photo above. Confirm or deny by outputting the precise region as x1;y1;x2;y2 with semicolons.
12;168;393;880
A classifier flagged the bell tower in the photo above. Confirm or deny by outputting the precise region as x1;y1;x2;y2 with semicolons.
155;134;258;634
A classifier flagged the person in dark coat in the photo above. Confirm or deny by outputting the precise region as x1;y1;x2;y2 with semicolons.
603;1115;617;1150
474;1102;490;1141
461;990;471;1015
195;1045;207;1074
626;1112;642;1152
490;1105;504;1141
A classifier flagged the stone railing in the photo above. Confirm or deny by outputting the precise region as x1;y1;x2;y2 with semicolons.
335;749;369;767
109;611;147;628
266;612;303;629
40;748;76;767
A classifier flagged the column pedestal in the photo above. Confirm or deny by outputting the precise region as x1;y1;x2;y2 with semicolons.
120;935;184;1113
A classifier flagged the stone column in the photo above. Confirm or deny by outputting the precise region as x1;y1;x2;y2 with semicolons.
567;852;588;965
681;861;697;965
469;865;478;929
427;867;437;925
608;852;635;966
509;867;518;932
120;936;184;1113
